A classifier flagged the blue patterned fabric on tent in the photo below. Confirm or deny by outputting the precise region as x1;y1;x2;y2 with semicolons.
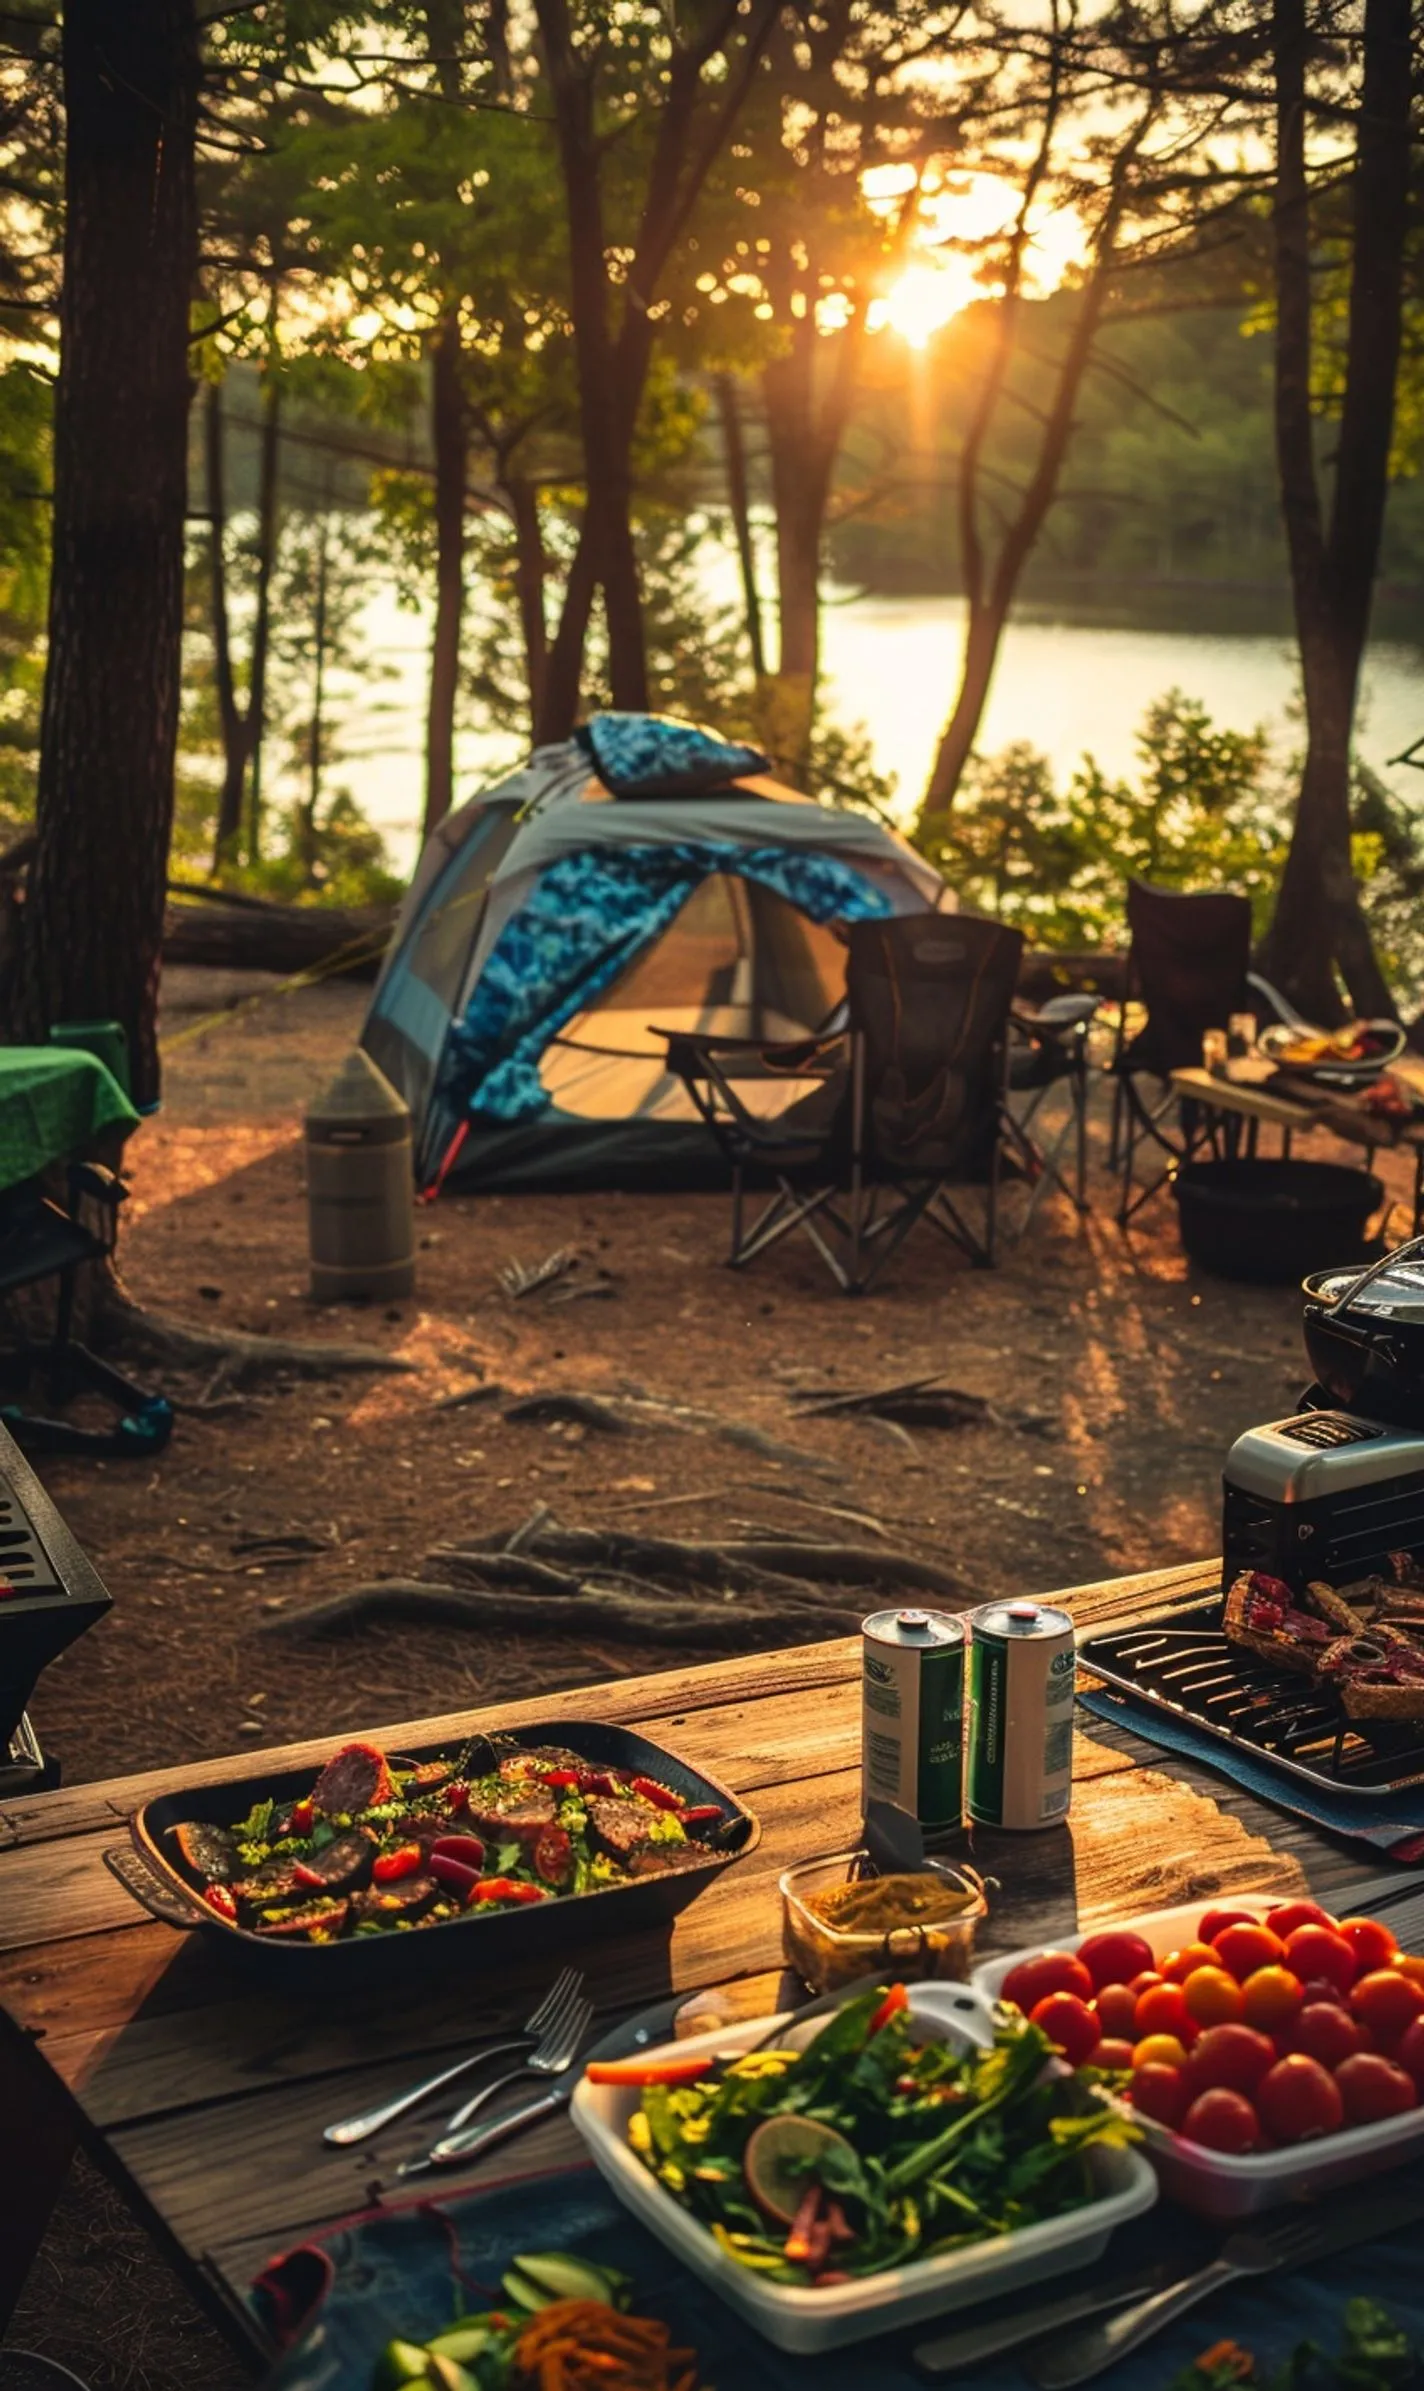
575;712;769;797
443;842;891;1123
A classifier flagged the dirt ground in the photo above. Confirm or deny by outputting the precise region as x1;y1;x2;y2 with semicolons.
7;964;1419;2390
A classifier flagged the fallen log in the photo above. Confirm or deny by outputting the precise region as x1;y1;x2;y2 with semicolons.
162;893;395;979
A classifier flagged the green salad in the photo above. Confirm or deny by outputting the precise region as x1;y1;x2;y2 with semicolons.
625;1982;1138;2286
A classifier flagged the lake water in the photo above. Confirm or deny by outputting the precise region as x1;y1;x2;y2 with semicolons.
329;584;1424;878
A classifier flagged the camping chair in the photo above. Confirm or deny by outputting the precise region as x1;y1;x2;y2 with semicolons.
0;1164;172;1457
1004;991;1100;1228
663;912;1025;1291
1110;879;1289;1224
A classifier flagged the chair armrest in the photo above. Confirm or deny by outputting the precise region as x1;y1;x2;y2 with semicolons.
68;1160;127;1207
656;1026;847;1076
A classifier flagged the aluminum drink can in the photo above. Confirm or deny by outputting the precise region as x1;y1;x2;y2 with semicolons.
861;1607;965;1830
966;1601;1076;1829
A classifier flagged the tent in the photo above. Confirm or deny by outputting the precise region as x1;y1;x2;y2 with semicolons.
361;713;945;1191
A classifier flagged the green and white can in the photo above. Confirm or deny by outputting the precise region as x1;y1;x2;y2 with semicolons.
966;1601;1076;1829
861;1607;965;1831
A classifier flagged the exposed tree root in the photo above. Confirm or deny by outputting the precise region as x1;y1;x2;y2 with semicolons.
260;1578;857;1647
98;1281;417;1387
450;1524;963;1601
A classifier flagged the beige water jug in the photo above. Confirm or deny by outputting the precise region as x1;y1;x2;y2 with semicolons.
305;1048;415;1302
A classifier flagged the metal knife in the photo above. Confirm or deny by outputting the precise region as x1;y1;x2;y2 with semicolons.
396;1990;687;2179
1028;2180;1424;2391
912;2265;1173;2376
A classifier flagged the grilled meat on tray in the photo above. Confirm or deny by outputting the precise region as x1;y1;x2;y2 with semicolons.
162;1736;730;1944
1224;1569;1424;1723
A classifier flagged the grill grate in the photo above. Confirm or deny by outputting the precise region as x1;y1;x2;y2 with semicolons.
0;1481;62;1595
1080;1594;1424;1797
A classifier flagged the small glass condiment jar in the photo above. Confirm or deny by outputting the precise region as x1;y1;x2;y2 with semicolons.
779;1849;989;1994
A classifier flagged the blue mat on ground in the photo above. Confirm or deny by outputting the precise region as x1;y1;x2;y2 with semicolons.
1077;1685;1424;1862
256;2161;1424;2391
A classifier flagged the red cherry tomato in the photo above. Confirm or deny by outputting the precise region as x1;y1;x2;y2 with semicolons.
1256;2054;1345;2143
1266;1901;1338;1938
1074;1930;1156;1991
1135;1982;1194;2041
1163;1943;1220;1985
1094;1984;1139;2039
1350;1968;1424;2046
1240;1965;1305;2032
1130;2061;1188;2128
1283;1925;1356;1997
1213;1923;1288;1983
1092;2037;1136;2071
1187;2022;1276;2095
1334;2052;1418;2125
1181;1967;1245;2027
1199;1907;1261;1944
1129;1970;1165;1996
1338;1917;1399;1975
1395;2016;1424;2090
1181;2087;1260;2153
1291;2001;1364;2070
1029;1991;1101;2066
1001;1951;1095;2013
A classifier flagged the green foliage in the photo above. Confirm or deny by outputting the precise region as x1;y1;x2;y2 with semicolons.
0;362;50;837
925;692;1288;947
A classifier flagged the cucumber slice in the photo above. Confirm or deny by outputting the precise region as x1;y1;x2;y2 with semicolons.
506;2251;626;2307
743;2115;856;2225
371;2340;436;2390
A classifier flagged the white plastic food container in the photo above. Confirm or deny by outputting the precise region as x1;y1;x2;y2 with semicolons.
571;1978;1157;2354
973;1898;1424;2220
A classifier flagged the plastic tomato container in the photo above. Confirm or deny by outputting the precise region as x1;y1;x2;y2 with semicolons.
973;1899;1424;2220
571;1979;1157;2354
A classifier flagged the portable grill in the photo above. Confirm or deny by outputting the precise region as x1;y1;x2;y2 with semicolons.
0;1416;112;1791
1079;1594;1424;1798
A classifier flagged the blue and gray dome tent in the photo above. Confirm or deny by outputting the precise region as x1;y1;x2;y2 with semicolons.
361;712;945;1191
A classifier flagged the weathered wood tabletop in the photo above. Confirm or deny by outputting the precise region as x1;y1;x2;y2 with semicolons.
0;1556;1407;2369
1170;1064;1424;1229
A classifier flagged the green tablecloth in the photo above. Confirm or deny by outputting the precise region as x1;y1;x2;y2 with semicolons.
0;1045;140;1192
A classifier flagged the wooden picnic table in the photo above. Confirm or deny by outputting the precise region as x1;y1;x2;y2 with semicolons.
0;1555;1411;2370
1170;1064;1424;1233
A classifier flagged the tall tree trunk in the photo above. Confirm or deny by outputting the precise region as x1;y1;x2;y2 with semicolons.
714;371;765;681
424;314;466;837
205;382;248;865
918;123;1143;837
762;334;831;777
1257;0;1409;1021
302;505;330;884
504;469;548;737
246;361;281;861
19;0;198;1109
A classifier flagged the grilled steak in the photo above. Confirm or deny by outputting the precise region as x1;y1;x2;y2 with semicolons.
293;1832;374;1896
233;1859;315;1916
586;1797;662;1865
171;1822;240;1884
351;1875;441;1925
466;1784;557;1845
309;1740;395;1817
623;1841;706;1878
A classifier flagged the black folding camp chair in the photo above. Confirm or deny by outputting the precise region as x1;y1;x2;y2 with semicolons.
1110;879;1288;1224
1006;991;1099;1227
0;1164;172;1456
663;912;1025;1290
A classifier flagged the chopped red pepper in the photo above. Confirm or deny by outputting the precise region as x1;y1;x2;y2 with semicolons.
538;1768;581;1789
372;1842;423;1884
288;1798;315;1834
629;1774;682;1812
440;1780;470;1815
584;2054;714;2086
467;1876;547;1906
868;1983;910;2036
783;2182;822;2263
203;1883;238;1923
676;1805;723;1829
292;1860;330;1889
575;1769;617;1796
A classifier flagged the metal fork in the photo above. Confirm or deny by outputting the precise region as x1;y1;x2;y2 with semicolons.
1027;2213;1327;2389
322;1966;584;2147
399;1990;594;2175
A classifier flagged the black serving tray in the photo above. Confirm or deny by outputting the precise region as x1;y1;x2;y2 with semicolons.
1079;1594;1424;1799
105;1718;758;1983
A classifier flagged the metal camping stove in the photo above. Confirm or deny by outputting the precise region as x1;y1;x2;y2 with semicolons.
0;1416;112;1791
